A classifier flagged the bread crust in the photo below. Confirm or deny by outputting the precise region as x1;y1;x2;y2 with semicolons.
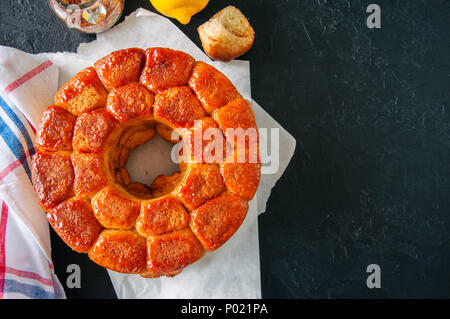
140;48;195;93
154;86;205;128
190;193;248;251
221;148;261;201
55;67;108;115
106;82;154;123
32;151;74;210
183;117;227;164
72;152;108;198
89;229;147;273
35;105;76;152
213;98;259;150
47;198;102;253
136;195;189;236
94;48;145;91
175;163;226;210
188;61;241;113
146;229;204;277
92;186;140;229
73;109;116;152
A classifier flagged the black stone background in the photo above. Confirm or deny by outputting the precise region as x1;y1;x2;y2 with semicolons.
1;0;449;299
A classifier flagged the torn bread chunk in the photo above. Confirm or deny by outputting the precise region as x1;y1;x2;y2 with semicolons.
198;6;255;61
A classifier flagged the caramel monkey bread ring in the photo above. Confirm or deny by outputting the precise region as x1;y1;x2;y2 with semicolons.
31;47;261;277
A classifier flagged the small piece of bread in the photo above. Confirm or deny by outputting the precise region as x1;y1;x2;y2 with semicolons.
198;6;255;62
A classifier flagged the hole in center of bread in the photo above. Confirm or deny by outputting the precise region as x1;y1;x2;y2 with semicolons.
107;122;184;200
126;134;179;188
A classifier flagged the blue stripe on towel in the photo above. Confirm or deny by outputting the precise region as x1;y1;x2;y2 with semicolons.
0;96;35;156
2;279;56;299
0;116;32;181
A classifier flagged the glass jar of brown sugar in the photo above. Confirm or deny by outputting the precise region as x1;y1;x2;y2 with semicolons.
48;0;124;33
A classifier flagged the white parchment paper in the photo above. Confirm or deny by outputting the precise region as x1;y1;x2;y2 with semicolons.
43;8;296;299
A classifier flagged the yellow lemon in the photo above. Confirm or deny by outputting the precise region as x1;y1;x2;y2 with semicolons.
150;0;209;24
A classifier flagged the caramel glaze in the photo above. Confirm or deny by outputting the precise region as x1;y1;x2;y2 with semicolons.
35;105;76;152
221;148;261;201
190;193;249;251
140;47;195;93
213;98;259;149
72;152;108;198
73;109;116;153
92;186;140;229
106;82;154;123
94;48;145;91
55;67;108;115
175;163;226;210
47;197;102;253
137;194;189;236
146;229;204;277
89;229;147;274
189;61;241;114
32;151;74;210
154;86;205;128
183;117;229;164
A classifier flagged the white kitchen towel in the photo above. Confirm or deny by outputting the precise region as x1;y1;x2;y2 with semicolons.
0;45;64;299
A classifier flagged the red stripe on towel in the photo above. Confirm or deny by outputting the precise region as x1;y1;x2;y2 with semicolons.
4;266;53;287
0;149;33;182
4;60;53;94
23;116;36;135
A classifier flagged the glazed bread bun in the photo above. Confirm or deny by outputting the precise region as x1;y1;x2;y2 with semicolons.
198;6;255;62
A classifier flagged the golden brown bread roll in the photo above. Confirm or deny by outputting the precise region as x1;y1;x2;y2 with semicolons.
190;192;249;251
175;163;226;210
153;86;205;128
55;67;108;115
146;229;204;277
140;47;195;93
188;61;241;113
35;105;76;152
88;229;147;274
106;82;154;123
136;195;189;236
47;198;102;253
94;48;145;91
32;151;74;210
92;186;140;229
